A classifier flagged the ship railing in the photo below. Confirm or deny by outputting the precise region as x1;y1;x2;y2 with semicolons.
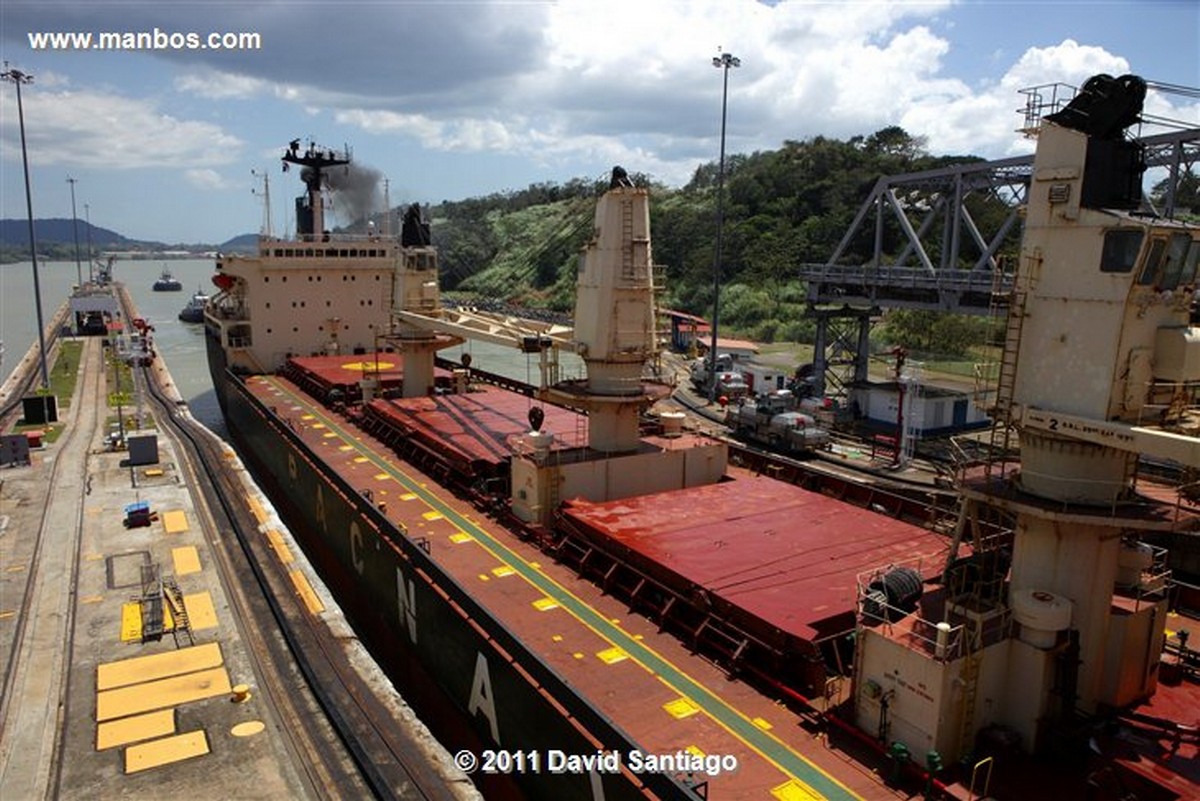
1017;81;1077;137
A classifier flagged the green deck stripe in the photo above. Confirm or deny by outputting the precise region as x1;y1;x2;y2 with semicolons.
265;377;861;801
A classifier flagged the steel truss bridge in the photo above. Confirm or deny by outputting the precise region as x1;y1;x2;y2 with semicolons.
796;126;1199;397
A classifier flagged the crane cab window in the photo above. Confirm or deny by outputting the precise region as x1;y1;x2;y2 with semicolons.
1136;238;1166;285
1159;233;1194;290
1180;239;1200;287
1101;229;1144;273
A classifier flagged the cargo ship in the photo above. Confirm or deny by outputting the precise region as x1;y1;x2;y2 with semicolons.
205;79;1200;800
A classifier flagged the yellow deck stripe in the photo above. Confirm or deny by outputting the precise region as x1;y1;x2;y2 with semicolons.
124;731;209;774
97;642;224;691
97;709;175;750
97;667;232;721
171;546;201;576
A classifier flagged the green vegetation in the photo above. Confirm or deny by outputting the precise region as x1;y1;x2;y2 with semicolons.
47;339;82;409
431;128;1196;364
431;128;1015;359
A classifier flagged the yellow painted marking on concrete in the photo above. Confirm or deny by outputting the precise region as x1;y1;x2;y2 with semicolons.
143;468;164;477
6;565;26;573
354;456;369;464
96;709;175;750
171;546;201;576
449;532;473;544
478;574;490;582
301;414;315;420
266;528;294;564
161;510;188;534
400;493;418;501
85;553;104;561
124;730;210;774
552;635;564;642
771;779;824;800
596;647;629;665
0;611;16;620
753;716;774;731
183;592;218;630
248;496;268;524
97;667;232;721
491;565;516;578
422;510;444;521
231;721;266;737
374;472;391;481
98;642;224;691
533;597;560;611
339;445;354;451
529;561;541;569
663;697;701;719
289;569;325;614
120;603;142;642
573;652;584;660
686;745;706;759
322;431;338;439
81;595;104;604
311;422;326;429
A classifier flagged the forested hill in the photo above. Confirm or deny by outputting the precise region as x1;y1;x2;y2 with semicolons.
427;126;1194;352
429;126;993;346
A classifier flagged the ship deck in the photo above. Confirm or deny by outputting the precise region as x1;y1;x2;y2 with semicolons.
245;368;911;801
560;476;953;646
365;385;586;471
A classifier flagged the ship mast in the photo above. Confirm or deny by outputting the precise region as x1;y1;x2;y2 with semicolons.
281;139;350;241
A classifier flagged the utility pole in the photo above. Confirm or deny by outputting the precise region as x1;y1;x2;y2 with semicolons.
68;176;83;286
708;49;740;402
3;63;50;389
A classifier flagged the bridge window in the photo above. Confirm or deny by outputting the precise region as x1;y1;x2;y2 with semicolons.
1101;229;1143;273
1159;233;1193;290
1181;240;1200;287
1137;238;1166;285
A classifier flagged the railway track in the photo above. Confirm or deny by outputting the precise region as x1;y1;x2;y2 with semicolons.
0;336;102;797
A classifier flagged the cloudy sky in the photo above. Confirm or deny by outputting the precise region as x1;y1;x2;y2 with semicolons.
1;1;1197;244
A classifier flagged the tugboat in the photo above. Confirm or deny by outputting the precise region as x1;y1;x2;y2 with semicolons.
177;286;208;323
152;265;182;291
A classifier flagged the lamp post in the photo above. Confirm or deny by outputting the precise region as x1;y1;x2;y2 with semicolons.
2;64;50;389
708;50;739;402
84;203;94;281
68;177;83;286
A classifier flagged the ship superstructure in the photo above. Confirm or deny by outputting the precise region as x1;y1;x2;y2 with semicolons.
207;141;439;381
852;74;1200;784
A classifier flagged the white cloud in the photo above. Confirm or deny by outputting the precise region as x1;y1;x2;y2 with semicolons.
175;70;268;100
0;88;243;169
185;168;228;190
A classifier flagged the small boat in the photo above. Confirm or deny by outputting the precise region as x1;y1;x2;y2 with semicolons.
153;266;182;291
177;286;208;323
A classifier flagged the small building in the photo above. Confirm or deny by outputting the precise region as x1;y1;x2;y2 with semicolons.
741;362;788;395
850;380;990;436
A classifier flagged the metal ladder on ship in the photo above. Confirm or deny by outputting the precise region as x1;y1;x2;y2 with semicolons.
985;251;1038;482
